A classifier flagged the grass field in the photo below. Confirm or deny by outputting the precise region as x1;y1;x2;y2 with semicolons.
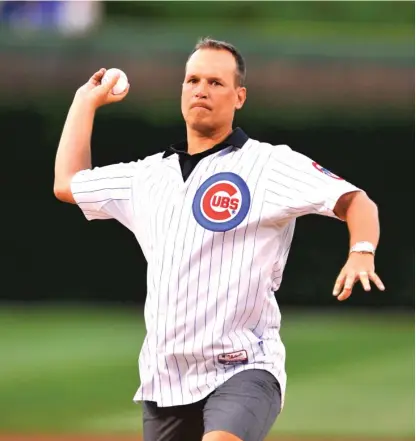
0;305;414;439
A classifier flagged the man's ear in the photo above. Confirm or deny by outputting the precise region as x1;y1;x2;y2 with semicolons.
235;87;247;110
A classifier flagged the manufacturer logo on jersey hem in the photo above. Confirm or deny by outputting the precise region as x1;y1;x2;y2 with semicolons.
192;172;251;232
218;350;248;365
312;161;344;180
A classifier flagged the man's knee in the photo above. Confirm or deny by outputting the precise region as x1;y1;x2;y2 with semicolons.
203;430;243;441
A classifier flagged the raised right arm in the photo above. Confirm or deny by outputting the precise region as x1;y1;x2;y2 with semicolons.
53;97;95;203
53;68;129;203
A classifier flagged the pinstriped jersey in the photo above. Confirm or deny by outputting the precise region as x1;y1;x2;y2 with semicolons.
70;136;360;408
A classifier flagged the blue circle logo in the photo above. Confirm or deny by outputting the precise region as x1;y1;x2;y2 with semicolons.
192;172;251;232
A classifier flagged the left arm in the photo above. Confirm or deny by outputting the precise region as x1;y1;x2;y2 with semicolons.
332;191;385;301
268;147;385;301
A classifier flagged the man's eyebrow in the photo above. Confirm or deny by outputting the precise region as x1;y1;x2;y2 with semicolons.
208;76;224;82
186;74;224;82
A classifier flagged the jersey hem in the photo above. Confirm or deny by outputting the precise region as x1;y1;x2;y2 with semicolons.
132;365;286;409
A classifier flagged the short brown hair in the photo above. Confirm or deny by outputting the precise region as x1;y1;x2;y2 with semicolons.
188;37;246;87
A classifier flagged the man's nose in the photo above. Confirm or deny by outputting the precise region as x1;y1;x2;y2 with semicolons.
194;82;208;98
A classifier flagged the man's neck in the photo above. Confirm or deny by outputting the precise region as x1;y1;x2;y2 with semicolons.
186;126;233;155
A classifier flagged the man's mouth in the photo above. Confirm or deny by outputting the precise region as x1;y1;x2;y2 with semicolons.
191;103;212;110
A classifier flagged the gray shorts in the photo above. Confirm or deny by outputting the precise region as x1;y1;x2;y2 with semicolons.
142;369;281;441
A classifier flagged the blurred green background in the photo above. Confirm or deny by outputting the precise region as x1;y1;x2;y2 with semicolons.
1;307;413;439
0;1;414;440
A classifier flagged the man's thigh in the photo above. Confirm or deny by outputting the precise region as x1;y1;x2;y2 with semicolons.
203;369;281;441
143;400;204;441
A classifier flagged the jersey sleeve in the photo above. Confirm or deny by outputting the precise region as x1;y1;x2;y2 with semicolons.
70;161;140;231
268;146;362;220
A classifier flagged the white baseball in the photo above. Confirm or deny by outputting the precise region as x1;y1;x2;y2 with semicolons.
101;68;129;95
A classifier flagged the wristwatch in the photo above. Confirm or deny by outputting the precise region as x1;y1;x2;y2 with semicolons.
349;241;376;255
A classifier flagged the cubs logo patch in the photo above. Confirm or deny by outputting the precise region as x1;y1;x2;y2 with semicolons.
192;172;251;232
312;161;344;180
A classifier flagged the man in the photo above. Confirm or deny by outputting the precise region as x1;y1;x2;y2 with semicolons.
54;38;385;441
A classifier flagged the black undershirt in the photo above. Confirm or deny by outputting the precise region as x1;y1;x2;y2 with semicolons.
178;143;230;181
162;128;250;182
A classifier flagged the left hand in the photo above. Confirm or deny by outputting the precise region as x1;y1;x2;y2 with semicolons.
333;253;385;301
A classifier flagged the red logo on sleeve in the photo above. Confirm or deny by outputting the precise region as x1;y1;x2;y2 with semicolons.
312;162;344;180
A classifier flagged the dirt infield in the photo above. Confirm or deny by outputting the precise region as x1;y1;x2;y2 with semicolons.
0;435;413;441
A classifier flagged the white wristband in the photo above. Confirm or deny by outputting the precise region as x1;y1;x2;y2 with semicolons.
349;241;376;255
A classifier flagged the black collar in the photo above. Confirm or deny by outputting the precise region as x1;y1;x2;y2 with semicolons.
162;127;249;158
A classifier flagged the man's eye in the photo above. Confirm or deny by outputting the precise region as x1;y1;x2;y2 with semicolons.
212;81;221;86
188;79;198;84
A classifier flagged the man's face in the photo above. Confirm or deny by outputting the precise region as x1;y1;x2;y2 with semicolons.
181;49;246;135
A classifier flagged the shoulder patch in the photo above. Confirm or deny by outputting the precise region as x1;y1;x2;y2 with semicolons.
312;161;344;180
